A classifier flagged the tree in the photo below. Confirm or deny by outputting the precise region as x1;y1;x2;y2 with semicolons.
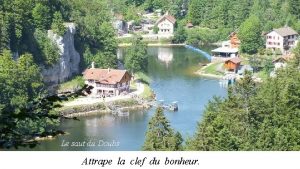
153;25;159;34
34;29;60;66
186;47;300;151
32;3;51;30
172;25;187;43
188;0;206;25
51;11;66;36
143;107;183;151
0;50;62;148
238;15;263;54
125;36;148;73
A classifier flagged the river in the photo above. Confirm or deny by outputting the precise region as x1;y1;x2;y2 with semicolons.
20;46;227;151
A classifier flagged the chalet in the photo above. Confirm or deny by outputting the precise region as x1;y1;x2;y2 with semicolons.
224;57;242;72
211;32;240;58
272;54;293;70
266;26;299;54
83;63;131;97
155;12;176;35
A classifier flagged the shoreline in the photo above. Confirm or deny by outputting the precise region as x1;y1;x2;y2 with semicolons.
118;43;185;47
194;62;224;79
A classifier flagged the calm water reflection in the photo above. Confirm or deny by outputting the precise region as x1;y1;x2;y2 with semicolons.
21;46;227;151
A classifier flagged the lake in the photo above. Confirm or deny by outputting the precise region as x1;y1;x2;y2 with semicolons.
20;46;227;151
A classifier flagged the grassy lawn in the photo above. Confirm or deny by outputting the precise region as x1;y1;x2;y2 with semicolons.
58;76;85;93
133;72;154;100
141;83;153;99
202;62;225;76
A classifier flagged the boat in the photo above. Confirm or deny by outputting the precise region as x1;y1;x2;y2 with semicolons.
168;101;178;111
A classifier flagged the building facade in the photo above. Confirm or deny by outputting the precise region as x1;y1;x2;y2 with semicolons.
83;65;131;97
266;27;299;54
155;13;176;35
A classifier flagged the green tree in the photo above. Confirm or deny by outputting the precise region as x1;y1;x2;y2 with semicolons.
124;36;148;73
238;15;263;54
51;11;66;36
172;25;187;43
0;50;62;148
34;29;60;66
153;25;159;34
32;3;51;30
143;107;183;151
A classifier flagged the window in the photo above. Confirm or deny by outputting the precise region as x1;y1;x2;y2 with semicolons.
268;42;272;45
278;43;280;46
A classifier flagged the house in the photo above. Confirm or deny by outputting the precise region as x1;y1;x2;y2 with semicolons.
83;63;132;97
155;12;176;35
212;40;239;57
224;57;242;72
266;26;299;54
211;32;240;58
272;54;293;70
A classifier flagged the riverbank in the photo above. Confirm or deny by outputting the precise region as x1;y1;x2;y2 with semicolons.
60;99;151;118
118;43;185;47
195;62;224;79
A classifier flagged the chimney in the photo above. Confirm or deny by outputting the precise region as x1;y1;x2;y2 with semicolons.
91;62;95;69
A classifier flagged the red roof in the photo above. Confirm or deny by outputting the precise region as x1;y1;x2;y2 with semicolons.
83;68;131;85
226;57;242;64
156;14;176;25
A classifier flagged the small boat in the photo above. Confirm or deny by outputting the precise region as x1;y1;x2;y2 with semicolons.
168;101;178;111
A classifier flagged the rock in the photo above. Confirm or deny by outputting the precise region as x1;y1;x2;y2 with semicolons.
42;23;80;89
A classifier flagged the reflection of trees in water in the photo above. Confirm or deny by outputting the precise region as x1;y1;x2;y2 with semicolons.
147;47;208;78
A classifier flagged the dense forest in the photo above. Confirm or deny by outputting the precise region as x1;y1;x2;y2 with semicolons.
0;0;118;148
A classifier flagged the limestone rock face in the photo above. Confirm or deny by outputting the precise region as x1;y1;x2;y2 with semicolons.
42;23;80;86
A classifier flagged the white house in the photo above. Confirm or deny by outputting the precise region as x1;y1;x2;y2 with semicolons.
83;63;132;97
155;13;176;35
266;26;299;54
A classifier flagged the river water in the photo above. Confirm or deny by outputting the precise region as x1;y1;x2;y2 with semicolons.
21;46;227;151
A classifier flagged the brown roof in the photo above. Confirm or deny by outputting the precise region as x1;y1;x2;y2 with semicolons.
156;14;176;25
273;54;294;63
226;57;242;64
83;68;131;85
273;27;298;37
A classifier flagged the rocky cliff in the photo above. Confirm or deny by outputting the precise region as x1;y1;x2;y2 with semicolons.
42;23;80;86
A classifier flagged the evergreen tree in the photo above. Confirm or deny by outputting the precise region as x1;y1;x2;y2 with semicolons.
32;3;51;30
125;36;148;73
51;11;66;36
238;15;263;54
143;107;183;151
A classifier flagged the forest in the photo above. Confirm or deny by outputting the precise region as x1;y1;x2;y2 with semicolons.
1;0;300;149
